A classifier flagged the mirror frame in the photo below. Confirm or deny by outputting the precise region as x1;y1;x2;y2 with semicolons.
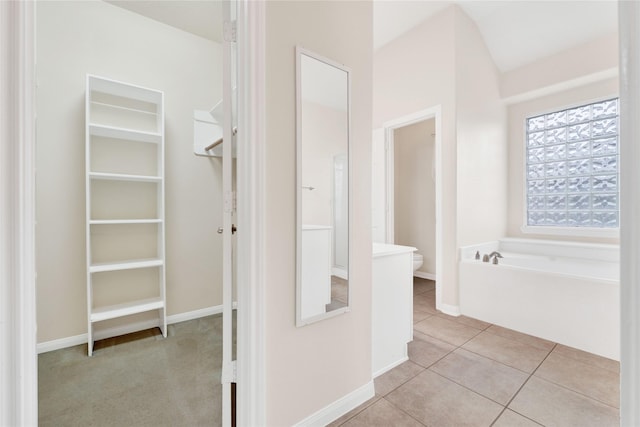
295;46;351;326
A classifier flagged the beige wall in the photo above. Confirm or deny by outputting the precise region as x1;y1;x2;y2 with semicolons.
36;1;223;342
501;33;618;101
374;5;507;308
454;9;508;247
374;6;459;307
507;78;620;244
265;1;373;425
394;119;436;274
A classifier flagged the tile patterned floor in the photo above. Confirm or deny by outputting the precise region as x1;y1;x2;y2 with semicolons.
330;278;620;427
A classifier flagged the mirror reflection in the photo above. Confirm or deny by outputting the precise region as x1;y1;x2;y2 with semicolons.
296;48;350;325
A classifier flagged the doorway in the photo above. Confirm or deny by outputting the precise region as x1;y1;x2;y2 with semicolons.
33;1;236;425
380;107;443;311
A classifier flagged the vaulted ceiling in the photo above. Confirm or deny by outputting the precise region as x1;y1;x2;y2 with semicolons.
107;0;618;73
374;1;618;72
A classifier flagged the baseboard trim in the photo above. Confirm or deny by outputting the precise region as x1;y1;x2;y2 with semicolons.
37;334;87;354
166;305;223;324
372;355;409;378
413;271;435;280
37;304;228;354
293;380;375;427
439;303;460;317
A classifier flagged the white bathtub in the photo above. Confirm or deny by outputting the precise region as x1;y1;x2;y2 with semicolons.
459;238;619;360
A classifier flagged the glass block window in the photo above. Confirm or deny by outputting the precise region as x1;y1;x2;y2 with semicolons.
526;98;619;228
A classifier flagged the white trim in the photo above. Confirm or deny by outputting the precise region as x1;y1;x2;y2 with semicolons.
382;107;443;311
439;303;460;317
413;271;436;281
521;225;619;239
0;1;38;425
384;132;395;243
37;304;233;354
619;2;640;425
236;0;266;425
501;68;619;106
37;334;88;355
292;381;375;427
167;304;229;324
372;356;409;379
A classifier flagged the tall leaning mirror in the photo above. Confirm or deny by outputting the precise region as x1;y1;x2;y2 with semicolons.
296;47;350;326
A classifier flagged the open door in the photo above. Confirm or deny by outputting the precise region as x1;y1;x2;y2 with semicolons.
221;1;238;426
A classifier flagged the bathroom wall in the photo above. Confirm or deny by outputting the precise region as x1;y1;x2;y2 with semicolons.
394;119;436;275
373;5;507;310
373;6;459;307
301;101;348;227
454;9;508;247
504;33;619;244
36;1;223;343
501;33;618;102
265;1;373;425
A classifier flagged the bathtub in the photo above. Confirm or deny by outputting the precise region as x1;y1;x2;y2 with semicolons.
459;238;619;360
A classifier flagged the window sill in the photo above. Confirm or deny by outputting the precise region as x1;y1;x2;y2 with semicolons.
521;225;619;239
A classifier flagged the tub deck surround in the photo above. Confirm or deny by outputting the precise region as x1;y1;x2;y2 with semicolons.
459;238;620;360
372;243;416;377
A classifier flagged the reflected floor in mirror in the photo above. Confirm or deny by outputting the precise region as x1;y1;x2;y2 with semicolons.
38;314;229;427
326;275;348;311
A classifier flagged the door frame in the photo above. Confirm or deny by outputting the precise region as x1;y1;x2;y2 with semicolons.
0;0;267;425
619;2;640;425
0;1;38;425
382;106;443;312
235;1;266;425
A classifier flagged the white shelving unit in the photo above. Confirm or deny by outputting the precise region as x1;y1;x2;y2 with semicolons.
85;75;166;356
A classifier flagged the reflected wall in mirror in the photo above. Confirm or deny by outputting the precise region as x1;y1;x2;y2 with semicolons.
296;47;350;326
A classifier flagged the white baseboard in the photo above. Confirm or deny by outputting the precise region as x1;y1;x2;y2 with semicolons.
37;304;229;354
372;355;409;378
293;381;375;427
439;303;460;317
37;333;87;354
414;271;435;280
166;305;223;324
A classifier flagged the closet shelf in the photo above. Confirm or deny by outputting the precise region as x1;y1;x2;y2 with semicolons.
86;75;166;356
90;219;162;225
89;172;161;183
90;297;165;323
90;101;158;117
89;123;161;143
89;258;163;273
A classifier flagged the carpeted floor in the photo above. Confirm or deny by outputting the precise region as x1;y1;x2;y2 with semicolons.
38;314;225;427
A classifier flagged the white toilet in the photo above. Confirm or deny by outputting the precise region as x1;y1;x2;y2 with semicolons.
413;253;423;272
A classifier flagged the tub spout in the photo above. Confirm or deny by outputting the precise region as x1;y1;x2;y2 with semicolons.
489;251;503;259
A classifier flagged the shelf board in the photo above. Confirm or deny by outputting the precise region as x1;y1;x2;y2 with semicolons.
91;297;164;323
88;75;163;105
89;172;161;183
89;258;163;273
89;123;161;143
90;219;162;225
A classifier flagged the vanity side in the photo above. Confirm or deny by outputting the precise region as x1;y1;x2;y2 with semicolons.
372;243;416;377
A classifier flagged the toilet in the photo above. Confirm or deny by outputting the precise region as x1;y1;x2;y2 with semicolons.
413;253;423;272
